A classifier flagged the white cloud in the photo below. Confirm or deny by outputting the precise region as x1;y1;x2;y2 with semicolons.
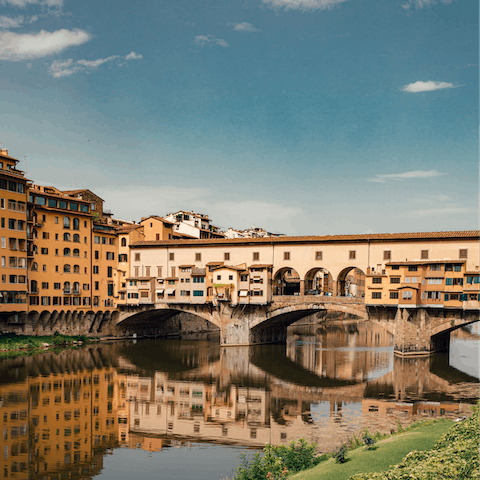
125;51;143;60
231;22;259;32
408;207;474;217
401;80;459;93
1;0;63;8
194;35;229;48
369;169;444;183
49;51;143;77
0;14;38;28
401;0;452;10
0;28;90;60
261;0;349;11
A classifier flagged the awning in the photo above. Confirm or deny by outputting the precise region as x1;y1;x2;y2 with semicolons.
156;289;165;294
166;288;175;295
239;290;249;297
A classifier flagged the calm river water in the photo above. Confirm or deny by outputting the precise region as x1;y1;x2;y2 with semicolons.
0;320;478;480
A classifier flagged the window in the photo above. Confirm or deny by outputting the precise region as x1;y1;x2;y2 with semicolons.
106;252;114;260
427;278;442;285
402;291;413;299
73;234;80;242
41;247;48;255
134;253;140;261
63;232;71;241
94;236;100;244
217;275;221;281
157;266;162;277
193;291;204;297
224;252;230;261
383;251;391;260
229;275;233;280
421;250;428;260
408;266;417;272
372;277;382;284
107;267;112;277
389;292;399;299
63;248;70;256
63;264;71;273
459;249;468;259
63;217;70;229
72;218;79;230
169;253;174;261
372;292;382;299
193;277;204;283
454;264;461;272
315;251;322;260
73;265;80;273
284;252;290;260
253;252;259;261
73;249;79;257
390;277;400;283
195;253;201;262
93;266;99;274
349;251;356;260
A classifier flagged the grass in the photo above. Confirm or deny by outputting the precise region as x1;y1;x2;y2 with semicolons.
0;333;93;358
290;420;454;480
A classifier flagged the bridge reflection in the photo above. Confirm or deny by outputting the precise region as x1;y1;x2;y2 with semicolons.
0;324;477;479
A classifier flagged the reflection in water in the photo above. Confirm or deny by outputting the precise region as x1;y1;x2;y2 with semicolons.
0;322;478;480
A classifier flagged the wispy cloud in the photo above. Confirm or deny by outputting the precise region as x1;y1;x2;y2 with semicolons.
230;22;259;32
369;169;444;183
401;80;459;93
0;29;90;60
49;51;143;77
194;35;229;47
261;0;349;11
408;207;474;217
1;0;63;8
401;0;452;10
0;15;37;28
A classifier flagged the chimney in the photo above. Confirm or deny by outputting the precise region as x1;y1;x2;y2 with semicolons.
0;149;8;156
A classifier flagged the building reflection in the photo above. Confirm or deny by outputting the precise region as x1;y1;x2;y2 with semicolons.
0;326;477;478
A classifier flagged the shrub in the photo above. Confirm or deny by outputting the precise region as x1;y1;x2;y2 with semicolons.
234;439;323;480
333;444;348;464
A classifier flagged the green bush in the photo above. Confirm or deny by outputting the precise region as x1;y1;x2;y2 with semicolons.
233;439;324;480
349;405;479;480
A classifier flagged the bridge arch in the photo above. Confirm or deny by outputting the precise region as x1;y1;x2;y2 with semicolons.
336;267;366;298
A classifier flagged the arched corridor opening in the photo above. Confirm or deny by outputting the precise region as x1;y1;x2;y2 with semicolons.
337;267;366;298
273;267;301;296
304;268;334;295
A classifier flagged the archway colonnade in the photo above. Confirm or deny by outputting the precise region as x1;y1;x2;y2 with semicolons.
273;265;366;299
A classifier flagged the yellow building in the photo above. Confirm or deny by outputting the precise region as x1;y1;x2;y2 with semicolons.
0;149;29;314
27;185;94;311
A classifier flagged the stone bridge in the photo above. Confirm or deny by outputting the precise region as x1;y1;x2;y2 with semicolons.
116;295;368;346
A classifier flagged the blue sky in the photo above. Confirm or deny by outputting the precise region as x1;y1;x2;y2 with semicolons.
0;0;478;235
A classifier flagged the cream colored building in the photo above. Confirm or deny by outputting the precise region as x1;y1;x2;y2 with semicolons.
125;231;478;309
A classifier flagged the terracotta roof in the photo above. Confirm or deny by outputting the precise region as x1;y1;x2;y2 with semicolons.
465;271;480;275
130;230;479;248
62;189;105;202
178;265;194;268
172;232;198;239
249;264;273;269
116;224;142;233
206;261;224;266
212;265;247;272
141;215;176;225
386;260;467;266
0;169;29;182
125;277;154;280
29;187;92;204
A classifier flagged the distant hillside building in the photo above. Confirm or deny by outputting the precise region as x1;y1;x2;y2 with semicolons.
226;226;284;239
164;210;225;240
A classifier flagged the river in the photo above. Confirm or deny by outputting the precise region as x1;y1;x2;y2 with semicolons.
0;320;478;480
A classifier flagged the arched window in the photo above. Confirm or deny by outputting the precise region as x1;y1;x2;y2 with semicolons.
31;280;38;293
33;245;38;254
32;229;37;238
63;264;71;273
73;234;80;243
63;248;71;256
63;233;71;241
63;217;70;229
93;296;99;306
121;238;127;247
73;249;80;257
64;282;71;293
31;262;38;271
73;282;80;293
73;265;80;273
73;218;79;230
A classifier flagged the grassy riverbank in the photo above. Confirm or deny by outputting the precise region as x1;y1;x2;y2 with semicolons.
0;333;95;358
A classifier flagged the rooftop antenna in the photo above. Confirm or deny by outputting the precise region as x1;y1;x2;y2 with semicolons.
24;156;27;177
